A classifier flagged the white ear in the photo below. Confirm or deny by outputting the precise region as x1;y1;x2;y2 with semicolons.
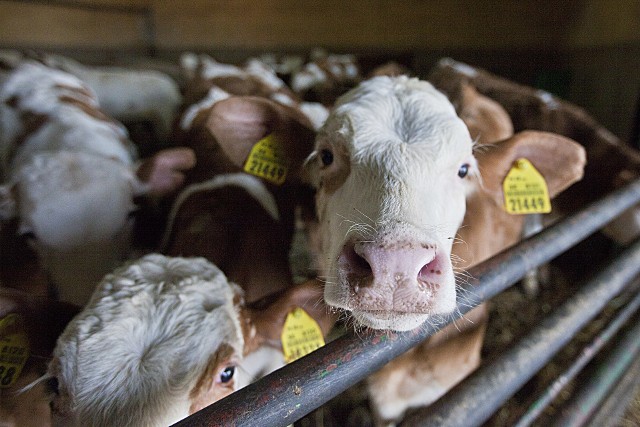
0;183;17;220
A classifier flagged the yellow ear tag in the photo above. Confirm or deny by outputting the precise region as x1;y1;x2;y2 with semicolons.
0;314;30;388
503;158;552;214
281;307;325;363
243;134;288;185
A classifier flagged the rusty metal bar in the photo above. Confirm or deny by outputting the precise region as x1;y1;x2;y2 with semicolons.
515;284;640;427
173;178;640;427
553;313;640;426
400;239;640;427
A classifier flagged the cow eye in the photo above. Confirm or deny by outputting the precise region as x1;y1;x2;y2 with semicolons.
219;366;235;383
320;149;334;167
458;163;470;178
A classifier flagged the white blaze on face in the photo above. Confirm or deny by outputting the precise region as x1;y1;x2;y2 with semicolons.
309;76;476;331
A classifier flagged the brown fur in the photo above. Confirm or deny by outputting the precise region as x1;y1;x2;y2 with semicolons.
167;92;317;303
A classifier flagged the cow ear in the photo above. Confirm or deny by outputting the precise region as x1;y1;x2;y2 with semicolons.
0;184;17;220
476;130;586;206
244;279;336;350
206;97;316;183
133;147;196;197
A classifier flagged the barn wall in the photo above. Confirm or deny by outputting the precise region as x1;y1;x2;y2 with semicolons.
0;0;638;140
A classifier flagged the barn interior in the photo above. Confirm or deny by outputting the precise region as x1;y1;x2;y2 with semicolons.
1;1;640;426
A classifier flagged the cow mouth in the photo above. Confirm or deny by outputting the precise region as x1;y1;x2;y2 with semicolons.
350;309;433;332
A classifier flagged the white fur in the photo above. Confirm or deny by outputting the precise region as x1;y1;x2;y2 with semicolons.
536;89;560;110
0;61;144;306
40;54;181;141
438;57;479;78
291;62;327;93
49;254;244;427
180;86;230;130
311;76;474;331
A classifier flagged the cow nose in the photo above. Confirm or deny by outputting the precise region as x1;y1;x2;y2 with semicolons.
338;240;446;310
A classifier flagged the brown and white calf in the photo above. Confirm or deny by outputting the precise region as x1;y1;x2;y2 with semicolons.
428;57;640;245
305;75;477;331
35;53;182;143
365;83;586;425
165;66;322;302
0;61;195;306
46;254;334;427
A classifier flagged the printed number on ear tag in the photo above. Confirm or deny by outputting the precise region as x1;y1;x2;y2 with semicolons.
281;307;325;363
243;134;288;185
503;158;552;215
0;314;30;388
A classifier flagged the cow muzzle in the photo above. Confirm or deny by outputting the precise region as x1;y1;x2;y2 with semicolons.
336;238;456;331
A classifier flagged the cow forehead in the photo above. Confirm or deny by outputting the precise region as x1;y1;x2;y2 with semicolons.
322;77;472;166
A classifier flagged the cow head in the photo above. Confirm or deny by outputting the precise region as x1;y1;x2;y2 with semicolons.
47;255;334;426
306;76;476;331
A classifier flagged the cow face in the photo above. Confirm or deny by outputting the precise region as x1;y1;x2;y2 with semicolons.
307;76;476;331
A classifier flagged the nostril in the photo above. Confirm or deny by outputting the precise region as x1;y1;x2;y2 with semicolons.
339;242;372;276
418;253;442;282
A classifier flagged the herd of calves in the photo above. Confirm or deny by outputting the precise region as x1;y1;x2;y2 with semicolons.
1;49;639;427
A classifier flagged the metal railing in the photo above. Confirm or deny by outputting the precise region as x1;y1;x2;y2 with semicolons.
175;178;640;427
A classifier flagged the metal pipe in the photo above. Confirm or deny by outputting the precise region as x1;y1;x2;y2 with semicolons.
400;239;640;427
515;284;640;427
174;179;640;427
553;314;640;426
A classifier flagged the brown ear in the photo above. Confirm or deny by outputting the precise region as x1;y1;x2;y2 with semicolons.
476;130;586;206
244;279;336;350
206;96;316;184
459;83;514;145
135;147;196;197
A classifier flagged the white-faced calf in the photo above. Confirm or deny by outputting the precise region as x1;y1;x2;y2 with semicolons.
46;254;334;427
306;75;476;331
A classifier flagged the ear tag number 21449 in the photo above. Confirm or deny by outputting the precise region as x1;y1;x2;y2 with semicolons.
503;158;551;215
244;134;289;185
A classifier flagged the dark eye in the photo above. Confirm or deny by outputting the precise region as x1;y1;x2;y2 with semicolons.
320;149;334;167
219;366;235;383
458;163;470;178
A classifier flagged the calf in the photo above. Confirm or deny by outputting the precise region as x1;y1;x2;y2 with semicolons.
428;57;640;244
305;75;476;331
0;61;195;306
166;65;321;302
365;85;585;424
46;254;334;427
